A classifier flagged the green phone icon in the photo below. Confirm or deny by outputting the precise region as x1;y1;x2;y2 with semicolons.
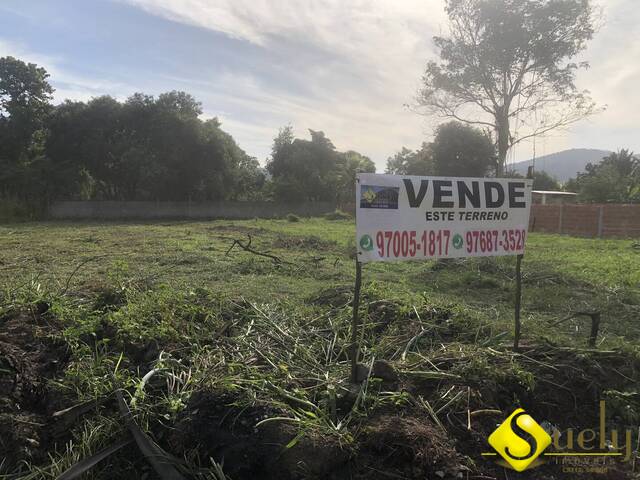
452;233;463;249
359;234;374;251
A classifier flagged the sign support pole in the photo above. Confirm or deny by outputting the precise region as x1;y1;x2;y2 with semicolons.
514;168;533;351
350;260;363;383
514;253;523;351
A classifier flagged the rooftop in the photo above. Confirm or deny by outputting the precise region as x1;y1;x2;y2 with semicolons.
532;190;578;195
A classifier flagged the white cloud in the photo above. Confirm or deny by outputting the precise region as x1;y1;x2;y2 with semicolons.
120;0;640;168
4;1;640;169
118;0;449;166
532;0;640;158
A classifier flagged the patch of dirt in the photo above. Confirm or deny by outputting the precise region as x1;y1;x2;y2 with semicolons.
208;225;267;235
93;286;126;312
523;347;640;428
170;390;350;480
354;413;467;479
369;301;458;341
368;300;401;335
308;286;354;308
0;306;70;470
171;391;471;480
430;258;466;271
273;234;337;251
397;344;640;479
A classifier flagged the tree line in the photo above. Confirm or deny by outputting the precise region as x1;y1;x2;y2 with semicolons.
566;150;639;203
1;53;637;221
0;56;266;210
2;0;638;218
0;55;500;214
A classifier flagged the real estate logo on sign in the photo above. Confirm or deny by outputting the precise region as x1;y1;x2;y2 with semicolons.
355;173;533;263
360;185;399;209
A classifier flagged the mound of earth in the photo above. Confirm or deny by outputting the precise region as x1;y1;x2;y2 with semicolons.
0;305;70;470
170;390;351;480
273;234;337;251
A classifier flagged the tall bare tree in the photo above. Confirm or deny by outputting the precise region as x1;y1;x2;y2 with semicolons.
418;0;601;175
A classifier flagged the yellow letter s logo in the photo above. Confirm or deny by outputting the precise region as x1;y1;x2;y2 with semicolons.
488;408;552;472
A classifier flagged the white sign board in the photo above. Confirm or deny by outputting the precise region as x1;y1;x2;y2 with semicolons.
356;174;533;263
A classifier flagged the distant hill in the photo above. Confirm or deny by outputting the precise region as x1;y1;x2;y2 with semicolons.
508;148;611;183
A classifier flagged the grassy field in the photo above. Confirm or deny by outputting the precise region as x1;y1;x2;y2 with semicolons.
1;218;639;479
2;219;638;342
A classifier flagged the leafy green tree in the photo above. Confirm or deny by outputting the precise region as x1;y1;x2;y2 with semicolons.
385;144;434;175
386;122;492;177
232;155;265;200
0;56;54;204
532;171;560;191
505;169;560;190
267;126;309;202
270;125;294;158
45;100;102;200
335;150;376;204
419;0;599;175
267;126;294;178
199;117;263;201
45;91;257;201
431;121;495;177
267;128;375;203
570;150;639;203
0;56;54;161
267;128;340;202
156;90;202;118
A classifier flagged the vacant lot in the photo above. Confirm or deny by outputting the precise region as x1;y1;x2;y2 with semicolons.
1;219;639;479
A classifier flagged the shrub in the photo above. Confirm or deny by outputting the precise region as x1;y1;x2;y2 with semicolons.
286;213;300;222
0;198;36;223
324;209;351;220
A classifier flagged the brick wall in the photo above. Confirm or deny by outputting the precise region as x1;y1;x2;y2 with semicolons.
529;204;640;238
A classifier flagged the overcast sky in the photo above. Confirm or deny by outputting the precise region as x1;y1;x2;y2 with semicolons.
1;0;638;170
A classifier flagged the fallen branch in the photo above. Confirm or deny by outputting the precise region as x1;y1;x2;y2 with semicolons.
469;409;502;418
400;370;461;380
550;311;601;347
57;255;109;296
401;326;434;361
57;436;133;480
226;234;288;264
115;389;185;480
414;395;447;434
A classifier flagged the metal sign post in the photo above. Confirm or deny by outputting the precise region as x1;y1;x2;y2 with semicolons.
513;167;534;351
350;260;363;383
514;253;523;350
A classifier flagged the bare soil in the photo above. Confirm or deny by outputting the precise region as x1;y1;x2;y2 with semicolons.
0;306;70;470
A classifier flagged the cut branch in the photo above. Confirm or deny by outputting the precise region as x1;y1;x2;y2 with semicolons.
550;311;601;348
226;234;288;264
